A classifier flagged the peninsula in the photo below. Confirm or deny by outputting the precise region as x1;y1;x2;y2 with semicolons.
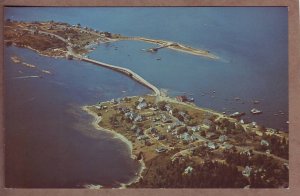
85;95;288;188
4;20;219;59
4;19;288;188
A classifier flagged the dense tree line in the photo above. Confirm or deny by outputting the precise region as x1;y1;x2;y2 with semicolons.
255;134;289;159
138;159;248;188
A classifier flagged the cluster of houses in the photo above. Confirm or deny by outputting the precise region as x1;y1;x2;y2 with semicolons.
99;96;250;154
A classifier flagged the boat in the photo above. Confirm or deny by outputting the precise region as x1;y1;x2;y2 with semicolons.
229;112;245;118
187;97;194;102
250;108;262;114
253;100;260;104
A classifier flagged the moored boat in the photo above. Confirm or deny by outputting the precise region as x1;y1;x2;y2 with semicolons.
250;108;262;114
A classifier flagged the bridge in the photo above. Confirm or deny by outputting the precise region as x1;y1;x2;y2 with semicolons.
80;57;161;96
22;28;161;97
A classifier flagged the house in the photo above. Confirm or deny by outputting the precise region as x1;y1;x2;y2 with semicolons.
118;107;130;114
100;31;112;38
150;127;157;134
251;122;257;128
138;97;145;103
136;102;148;110
137;135;148;140
135;128;144;136
256;130;263;136
134;115;144;122
152;117;160;122
167;122;181;132
203;119;213;127
156;134;166;140
162;118;172;123
206;132;216;139
176;95;194;102
149;106;158;111
180;132;191;141
178;111;187;118
266;129;276;135
184;166;193;174
242;166;252;177
161;114;172;123
176;96;187;102
167;125;173;132
131;125;138;132
165;104;172;111
207;142;216;150
110;99;118;104
155;147;167;153
191;126;200;132
125;111;136;121
222;142;233;150
260;139;269;146
218;135;228;142
240;149;252;156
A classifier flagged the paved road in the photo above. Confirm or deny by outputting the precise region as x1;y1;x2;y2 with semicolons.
81;57;161;96
27;28;161;97
143;128;172;150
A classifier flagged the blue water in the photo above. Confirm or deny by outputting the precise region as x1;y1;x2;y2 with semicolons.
4;7;288;188
4;46;150;188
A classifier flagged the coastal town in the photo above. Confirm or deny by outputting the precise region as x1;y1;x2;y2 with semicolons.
86;95;288;188
4;19;288;188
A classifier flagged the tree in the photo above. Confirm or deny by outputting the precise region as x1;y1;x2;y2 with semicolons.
178;126;188;134
173;108;179;114
209;123;216;132
235;124;245;132
200;131;206;137
157;101;167;111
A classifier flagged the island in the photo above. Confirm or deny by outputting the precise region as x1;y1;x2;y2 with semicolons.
4;19;288;188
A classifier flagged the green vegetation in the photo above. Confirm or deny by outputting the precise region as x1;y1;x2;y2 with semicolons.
87;95;288;188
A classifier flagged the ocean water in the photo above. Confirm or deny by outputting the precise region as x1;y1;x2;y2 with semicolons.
4;7;288;188
4;46;150;188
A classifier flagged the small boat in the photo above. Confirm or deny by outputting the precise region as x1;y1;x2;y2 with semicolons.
187;97;194;102
250;108;262;114
229;112;245;118
156;57;161;60
253;100;260;104
234;97;241;101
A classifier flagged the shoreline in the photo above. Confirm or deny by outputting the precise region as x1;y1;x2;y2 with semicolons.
81;105;145;188
83;94;288;188
119;36;219;60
